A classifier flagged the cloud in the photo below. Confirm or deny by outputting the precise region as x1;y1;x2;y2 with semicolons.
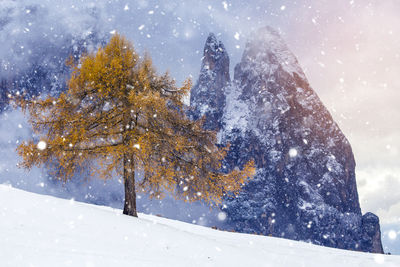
357;167;400;224
0;0;110;80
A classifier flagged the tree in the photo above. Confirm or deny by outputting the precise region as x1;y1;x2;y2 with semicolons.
16;34;255;217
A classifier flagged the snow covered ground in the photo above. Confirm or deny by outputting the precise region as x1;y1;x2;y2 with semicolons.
0;184;399;267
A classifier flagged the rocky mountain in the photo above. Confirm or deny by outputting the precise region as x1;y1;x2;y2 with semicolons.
190;33;230;130
0;1;106;110
190;27;383;253
0;34;104;111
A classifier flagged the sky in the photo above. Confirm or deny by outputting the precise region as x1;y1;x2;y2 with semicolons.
1;0;399;253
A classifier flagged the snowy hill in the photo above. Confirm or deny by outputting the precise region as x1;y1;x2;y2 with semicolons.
0;185;398;267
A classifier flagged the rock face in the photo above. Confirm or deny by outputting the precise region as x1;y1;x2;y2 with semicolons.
190;27;383;253
361;213;384;253
190;33;230;130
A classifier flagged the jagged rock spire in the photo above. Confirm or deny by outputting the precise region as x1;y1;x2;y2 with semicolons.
190;33;230;130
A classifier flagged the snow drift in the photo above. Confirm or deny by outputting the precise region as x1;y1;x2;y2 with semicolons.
0;184;398;267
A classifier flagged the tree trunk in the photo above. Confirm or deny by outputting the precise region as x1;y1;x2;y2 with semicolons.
123;153;137;217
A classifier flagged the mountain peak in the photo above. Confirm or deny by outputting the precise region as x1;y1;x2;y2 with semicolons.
235;26;305;81
202;33;229;72
253;26;282;41
190;27;383;253
189;33;230;130
205;32;218;47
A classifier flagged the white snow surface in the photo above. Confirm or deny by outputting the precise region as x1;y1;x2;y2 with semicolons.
221;82;250;135
1;184;399;267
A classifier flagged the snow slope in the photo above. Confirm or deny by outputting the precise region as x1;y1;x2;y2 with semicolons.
0;185;398;267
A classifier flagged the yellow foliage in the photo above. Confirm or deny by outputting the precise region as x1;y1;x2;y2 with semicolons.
17;34;255;207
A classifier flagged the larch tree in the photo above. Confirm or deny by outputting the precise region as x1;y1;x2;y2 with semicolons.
16;34;255;217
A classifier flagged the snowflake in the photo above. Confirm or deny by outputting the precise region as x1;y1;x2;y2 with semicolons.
37;141;47;150
289;148;298;158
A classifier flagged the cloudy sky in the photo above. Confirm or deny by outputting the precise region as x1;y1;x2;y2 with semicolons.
1;0;399;253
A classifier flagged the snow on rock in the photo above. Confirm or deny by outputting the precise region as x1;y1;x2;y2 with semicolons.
190;33;230;130
190;26;384;253
221;82;250;134
1;185;398;267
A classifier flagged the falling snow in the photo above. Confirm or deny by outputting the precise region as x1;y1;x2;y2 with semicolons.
288;148;298;158
388;230;397;240
0;0;399;257
37;141;47;150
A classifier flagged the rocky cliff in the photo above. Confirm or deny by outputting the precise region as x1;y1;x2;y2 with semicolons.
190;33;230;130
190;27;383;253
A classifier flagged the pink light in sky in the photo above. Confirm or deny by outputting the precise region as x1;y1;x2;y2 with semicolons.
281;1;400;224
